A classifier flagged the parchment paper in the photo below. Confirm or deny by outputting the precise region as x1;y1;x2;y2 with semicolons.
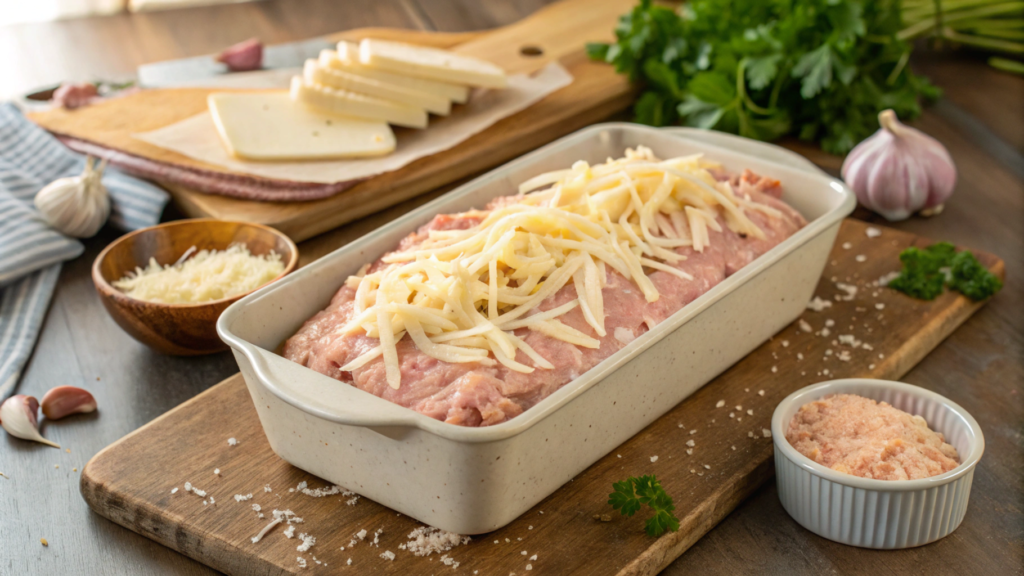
132;63;573;184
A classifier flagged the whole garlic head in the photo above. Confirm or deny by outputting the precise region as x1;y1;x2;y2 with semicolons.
841;109;956;221
34;156;111;238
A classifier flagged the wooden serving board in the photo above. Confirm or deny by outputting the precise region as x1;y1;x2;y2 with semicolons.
29;0;638;242
80;219;1004;576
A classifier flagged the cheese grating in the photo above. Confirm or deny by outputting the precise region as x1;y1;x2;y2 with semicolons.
342;147;775;389
113;244;284;304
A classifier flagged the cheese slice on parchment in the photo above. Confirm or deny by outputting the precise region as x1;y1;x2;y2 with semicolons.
290;76;428;129
207;91;395;161
329;45;469;104
303;59;451;115
358;38;507;89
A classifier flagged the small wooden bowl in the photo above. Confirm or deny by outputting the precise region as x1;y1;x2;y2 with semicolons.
92;219;298;356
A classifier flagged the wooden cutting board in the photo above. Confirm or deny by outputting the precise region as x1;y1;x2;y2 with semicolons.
80;219;1004;576
29;0;638;242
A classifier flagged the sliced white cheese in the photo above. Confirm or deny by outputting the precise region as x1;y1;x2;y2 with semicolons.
303;59;450;115
358;39;507;89
207;91;395;161
328;45;469;104
290;76;428;129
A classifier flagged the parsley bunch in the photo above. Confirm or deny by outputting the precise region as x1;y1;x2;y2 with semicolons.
609;475;680;537
888;242;1002;301
587;0;941;154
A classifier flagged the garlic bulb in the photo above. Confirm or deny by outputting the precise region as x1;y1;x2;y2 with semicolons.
34;156;111;238
841;109;956;221
0;395;60;448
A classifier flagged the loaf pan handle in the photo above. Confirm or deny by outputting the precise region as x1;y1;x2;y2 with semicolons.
244;344;422;430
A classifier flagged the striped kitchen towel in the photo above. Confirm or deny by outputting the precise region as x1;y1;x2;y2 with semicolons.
0;102;170;397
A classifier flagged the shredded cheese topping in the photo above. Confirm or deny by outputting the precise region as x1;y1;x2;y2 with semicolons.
114;244;285;304
342;147;778;389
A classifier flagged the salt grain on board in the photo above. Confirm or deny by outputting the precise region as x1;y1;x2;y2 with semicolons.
866;227;882;238
650;456;659;463
227;438;238;446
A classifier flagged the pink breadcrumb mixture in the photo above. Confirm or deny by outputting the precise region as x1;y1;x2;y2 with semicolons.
786;394;959;480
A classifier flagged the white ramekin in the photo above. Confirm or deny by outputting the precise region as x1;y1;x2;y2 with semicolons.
772;379;985;549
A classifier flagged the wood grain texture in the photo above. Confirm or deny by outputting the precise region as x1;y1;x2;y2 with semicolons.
91;219;298;355
27;0;635;242
79;219;1004;576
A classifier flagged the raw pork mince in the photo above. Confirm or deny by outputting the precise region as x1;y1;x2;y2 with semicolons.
283;170;807;427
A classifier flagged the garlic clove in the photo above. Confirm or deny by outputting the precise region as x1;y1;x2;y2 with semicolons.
34;156;111;238
41;386;97;420
216;38;263;72
0;395;60;448
841;109;957;222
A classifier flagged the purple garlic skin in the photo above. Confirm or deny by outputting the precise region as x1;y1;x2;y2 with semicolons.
216;38;263;72
41;386;97;420
841;109;957;221
0;395;60;448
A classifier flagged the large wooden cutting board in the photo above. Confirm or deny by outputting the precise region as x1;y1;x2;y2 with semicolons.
29;0;638;242
80;219;1004;575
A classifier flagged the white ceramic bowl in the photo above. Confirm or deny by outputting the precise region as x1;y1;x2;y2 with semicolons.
772;379;984;549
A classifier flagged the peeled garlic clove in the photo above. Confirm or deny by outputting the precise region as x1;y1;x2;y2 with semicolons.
41;386;97;420
0;395;60;448
841;109;957;222
34;156;111;238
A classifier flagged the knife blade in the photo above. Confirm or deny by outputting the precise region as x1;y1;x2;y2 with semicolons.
138;36;336;88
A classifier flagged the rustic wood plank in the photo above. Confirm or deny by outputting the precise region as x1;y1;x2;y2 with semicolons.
79;219;1004;575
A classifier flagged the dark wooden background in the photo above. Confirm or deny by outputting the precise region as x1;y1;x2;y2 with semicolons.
0;1;1021;575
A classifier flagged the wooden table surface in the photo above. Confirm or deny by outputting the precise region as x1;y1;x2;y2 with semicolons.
1;1;1021;575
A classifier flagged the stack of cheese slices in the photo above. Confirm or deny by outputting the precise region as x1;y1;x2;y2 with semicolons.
207;39;508;162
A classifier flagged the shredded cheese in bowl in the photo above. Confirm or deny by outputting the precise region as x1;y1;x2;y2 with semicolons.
340;147;780;390
113;244;285;304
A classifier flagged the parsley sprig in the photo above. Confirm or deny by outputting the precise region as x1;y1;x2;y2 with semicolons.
587;0;940;154
888;242;1002;301
608;475;680;537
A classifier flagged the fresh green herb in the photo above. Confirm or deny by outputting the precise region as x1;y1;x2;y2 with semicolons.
948;250;1003;301
608;475;680;537
888;242;1002;301
587;0;940;154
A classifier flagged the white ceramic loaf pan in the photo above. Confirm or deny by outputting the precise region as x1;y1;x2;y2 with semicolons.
772;379;985;548
218;123;856;534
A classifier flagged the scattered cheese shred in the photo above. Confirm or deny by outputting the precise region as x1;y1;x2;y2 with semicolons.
343;147;766;388
113;244;284;304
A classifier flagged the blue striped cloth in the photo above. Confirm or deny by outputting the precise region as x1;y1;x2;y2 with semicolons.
0;103;170;397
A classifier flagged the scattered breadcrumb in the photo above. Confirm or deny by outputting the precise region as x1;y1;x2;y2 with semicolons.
689;429;697;435
296;557;306;569
530;554;538;561
866;227;881;238
526;564;533;571
297;533;316;552
234;493;253;502
227;438;238;446
781;340;789;347
807;297;833;312
715;400;725;408
798;319;813;333
264;484;272;492
841;242;852;250
41;538;48;546
836;283;858;301
404;526;471;556
875;303;885;310
650;455;659;463
380;551;396;561
762;428;772;438
757;390;765;396
771;366;777;373
746;409;753;416
440;553;460;569
285;525;296;539
685;439;695;447
171;487;178;494
855;255;867;262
